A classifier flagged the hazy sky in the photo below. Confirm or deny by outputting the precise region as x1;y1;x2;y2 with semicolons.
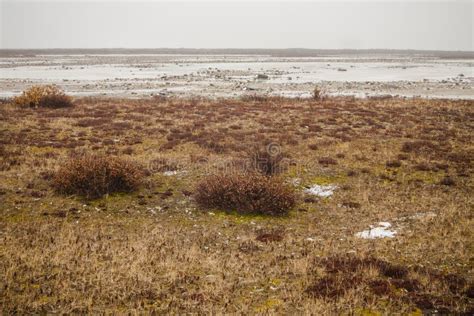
1;0;472;51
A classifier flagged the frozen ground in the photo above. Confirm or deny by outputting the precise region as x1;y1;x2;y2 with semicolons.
356;222;397;239
304;184;337;197
0;53;472;99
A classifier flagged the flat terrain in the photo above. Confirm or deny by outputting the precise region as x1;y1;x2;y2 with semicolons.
1;51;472;99
0;96;473;313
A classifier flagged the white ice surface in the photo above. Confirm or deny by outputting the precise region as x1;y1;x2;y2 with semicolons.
163;170;179;176
356;222;397;239
304;184;337;197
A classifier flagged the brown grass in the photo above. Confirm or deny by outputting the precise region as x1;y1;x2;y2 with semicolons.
306;254;472;313
0;95;472;313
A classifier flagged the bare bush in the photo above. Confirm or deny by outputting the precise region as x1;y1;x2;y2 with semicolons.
312;86;324;100
194;172;296;215
52;154;143;198
13;85;73;108
246;144;288;176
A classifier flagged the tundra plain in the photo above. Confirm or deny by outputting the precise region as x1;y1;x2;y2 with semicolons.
0;93;473;314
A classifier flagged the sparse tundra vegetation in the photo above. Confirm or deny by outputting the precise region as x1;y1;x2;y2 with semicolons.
0;86;473;314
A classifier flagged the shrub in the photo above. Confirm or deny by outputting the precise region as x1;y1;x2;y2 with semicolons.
318;157;337;166
194;172;296;215
246;144;288;176
13;85;73;108
52;154;143;198
414;162;433;171
0;97;12;105
308;125;323;132
148;157;179;173
386;160;402;168
308;143;318;151
312;86;324;100
401;140;436;154
38;93;73;108
255;227;285;242
439;176;455;186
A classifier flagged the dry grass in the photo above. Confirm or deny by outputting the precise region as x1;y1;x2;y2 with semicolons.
0;96;472;313
306;254;472;312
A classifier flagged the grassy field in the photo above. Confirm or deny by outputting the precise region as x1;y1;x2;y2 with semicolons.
0;96;472;314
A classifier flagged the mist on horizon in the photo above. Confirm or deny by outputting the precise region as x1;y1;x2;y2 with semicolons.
1;0;472;51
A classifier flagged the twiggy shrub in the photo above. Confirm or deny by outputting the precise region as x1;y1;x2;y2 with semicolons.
194;172;296;215
246;145;287;176
312;86;324;100
14;85;73;108
52;154;143;198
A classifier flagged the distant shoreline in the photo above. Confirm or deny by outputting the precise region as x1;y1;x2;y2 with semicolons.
1;48;473;59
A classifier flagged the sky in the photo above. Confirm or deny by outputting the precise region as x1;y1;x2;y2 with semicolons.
0;0;472;51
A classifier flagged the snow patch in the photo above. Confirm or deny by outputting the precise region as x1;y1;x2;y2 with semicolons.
163;170;179;176
304;184;337;197
356;222;397;239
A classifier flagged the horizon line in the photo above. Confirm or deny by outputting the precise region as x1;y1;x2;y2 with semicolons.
1;48;473;53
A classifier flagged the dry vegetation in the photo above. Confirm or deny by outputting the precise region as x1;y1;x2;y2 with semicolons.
13;85;73;108
52;154;144;199
0;95;473;314
195;172;296;216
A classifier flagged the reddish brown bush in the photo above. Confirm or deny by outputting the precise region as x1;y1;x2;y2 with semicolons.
308;125;323;132
194;172;296;215
386;160;402;168
414;162;434;171
148;157;179;173
318;157;337;166
52;154;143;198
255;228;285;242
246;145;288;176
38;93;73;108
397;153;409;160
439;176;456;186
401;140;437;153
308;144;318;151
